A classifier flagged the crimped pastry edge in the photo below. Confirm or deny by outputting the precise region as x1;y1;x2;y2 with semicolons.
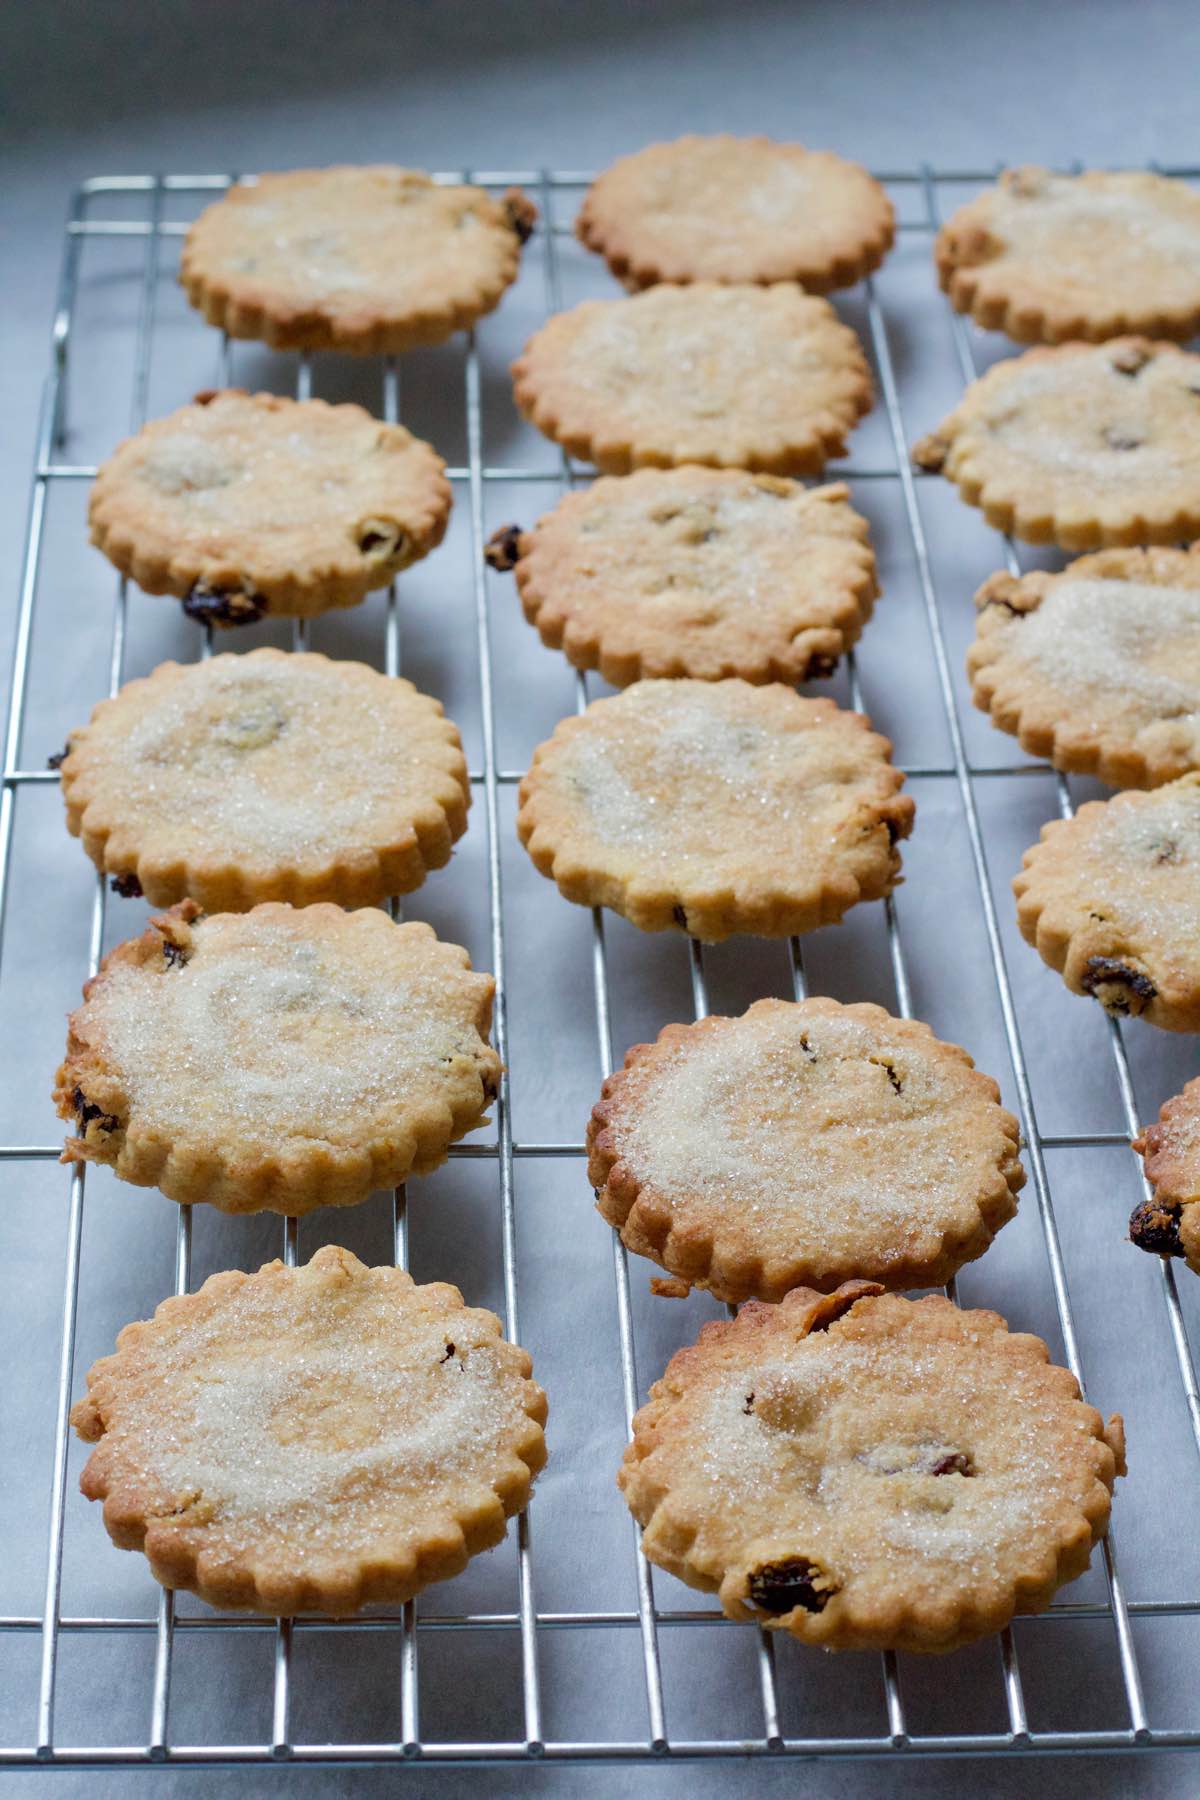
912;338;1200;550
54;902;502;1215
587;996;1024;1302
618;1284;1124;1653
179;170;535;354
88;391;452;620
58;648;471;912
576;135;895;295
70;1246;547;1614
496;473;879;687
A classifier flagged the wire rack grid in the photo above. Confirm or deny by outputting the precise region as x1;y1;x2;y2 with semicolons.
2;162;1200;1771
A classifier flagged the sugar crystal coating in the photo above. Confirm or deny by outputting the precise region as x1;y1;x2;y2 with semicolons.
56;905;500;1213
620;1288;1124;1652
518;679;911;941
590;998;1022;1300
59;649;469;910
70;1248;547;1614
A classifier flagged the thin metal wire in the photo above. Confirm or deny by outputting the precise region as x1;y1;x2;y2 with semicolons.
5;160;1196;1768
379;350;422;1756
537;168;668;1754
464;167;545;1751
29;172;167;1757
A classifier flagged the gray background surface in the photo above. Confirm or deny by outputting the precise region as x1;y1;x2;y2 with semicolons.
4;2;1200;1795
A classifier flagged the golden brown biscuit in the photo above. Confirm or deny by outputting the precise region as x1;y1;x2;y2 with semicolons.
1013;774;1200;1030
937;166;1200;345
620;1283;1125;1653
512;284;873;476
577;135;894;292
485;472;877;686
181;167;536;353
1131;1078;1200;1273
913;339;1200;550
58;649;469;912
89;391;451;624
516;679;912;943
968;548;1200;789
589;996;1023;1302
55;902;500;1215
70;1246;547;1615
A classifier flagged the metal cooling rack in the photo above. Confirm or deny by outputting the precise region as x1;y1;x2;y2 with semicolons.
3;163;1200;1772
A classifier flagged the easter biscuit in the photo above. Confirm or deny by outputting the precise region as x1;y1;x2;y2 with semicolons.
70;1246;547;1615
619;1283;1124;1653
56;902;500;1215
516;678;912;943
89;390;451;624
486;471;877;686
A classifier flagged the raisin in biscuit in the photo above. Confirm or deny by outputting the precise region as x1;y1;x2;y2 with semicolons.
1131;1079;1200;1272
512;284;872;476
913;339;1200;549
55;902;500;1215
968;548;1200;789
181;167;536;353
70;1245;547;1615
485;472;877;686
576;135;894;292
58;649;468;911
937;166;1200;345
620;1283;1124;1653
1013;774;1200;1030
588;997;1023;1303
517;679;912;943
89;391;451;625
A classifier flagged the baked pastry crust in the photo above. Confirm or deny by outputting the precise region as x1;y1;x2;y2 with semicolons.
180;167;536;353
576;135;894;292
968;549;1200;789
936;166;1200;345
511;284;873;476
516;678;912;943
70;1245;547;1615
588;996;1023;1302
1013;774;1200;1030
1131;1078;1200;1273
619;1283;1124;1653
55;902;500;1215
912;339;1200;550
58;648;469;911
486;472;877;686
89;391;451;624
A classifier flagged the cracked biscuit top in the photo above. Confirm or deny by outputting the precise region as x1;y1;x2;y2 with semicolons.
620;1283;1124;1653
58;648;469;912
588;996;1023;1303
913;339;1200;550
968;548;1200;790
936;166;1200;345
576;135;894;291
89;391;451;623
516;678;912;943
55;902;501;1215
1013;773;1200;1031
70;1245;547;1615
180;166;536;353
486;472;878;687
511;284;873;475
